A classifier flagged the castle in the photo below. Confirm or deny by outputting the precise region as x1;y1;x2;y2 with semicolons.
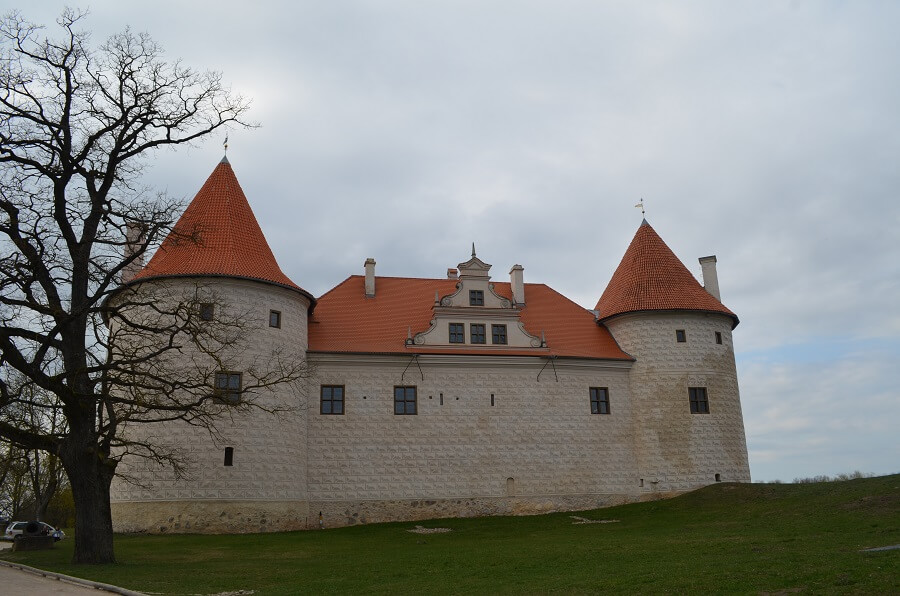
109;157;751;533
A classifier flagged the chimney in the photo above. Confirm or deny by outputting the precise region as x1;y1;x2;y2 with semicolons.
364;258;376;298
122;222;146;283
447;268;458;279
699;256;721;301
509;264;525;306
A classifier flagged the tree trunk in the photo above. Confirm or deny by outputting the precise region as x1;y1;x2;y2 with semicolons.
59;428;116;564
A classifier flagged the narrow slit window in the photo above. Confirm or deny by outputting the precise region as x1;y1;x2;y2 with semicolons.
676;329;687;343
715;331;723;344
224;447;234;466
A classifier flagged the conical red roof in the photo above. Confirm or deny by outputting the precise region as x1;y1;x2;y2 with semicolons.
132;158;312;299
595;220;738;327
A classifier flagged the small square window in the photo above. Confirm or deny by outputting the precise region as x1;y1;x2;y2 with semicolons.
590;387;610;414
689;387;709;414
471;324;486;344
394;386;417;415
715;331;723;344
320;385;344;415
449;323;465;343
214;372;242;404
676;329;687;343
469;290;484;306
199;303;214;321
269;310;281;328
491;324;507;345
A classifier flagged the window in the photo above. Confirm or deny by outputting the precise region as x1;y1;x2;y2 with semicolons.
449;323;465;343
269;310;281;328
470;324;486;344
689;387;709;414
491;324;507;345
715;331;723;344
676;329;686;343
214;372;242;404
320;385;344;415
394;386;417;415
224;447;234;466
469;290;484;306
590;387;610;414
199;303;214;321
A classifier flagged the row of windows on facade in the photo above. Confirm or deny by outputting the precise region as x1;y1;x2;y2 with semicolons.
677;329;723;345
320;385;711;415
199;303;282;329
449;323;507;345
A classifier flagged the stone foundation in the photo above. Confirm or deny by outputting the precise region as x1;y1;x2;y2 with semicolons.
111;492;672;534
111;500;311;534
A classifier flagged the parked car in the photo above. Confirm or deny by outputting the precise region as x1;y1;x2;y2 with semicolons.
3;521;65;541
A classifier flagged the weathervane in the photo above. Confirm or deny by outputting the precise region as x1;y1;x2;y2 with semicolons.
634;197;645;216
223;134;229;154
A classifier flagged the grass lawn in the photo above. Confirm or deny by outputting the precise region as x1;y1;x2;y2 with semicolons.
2;474;898;595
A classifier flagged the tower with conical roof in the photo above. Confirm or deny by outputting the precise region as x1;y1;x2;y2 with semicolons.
110;157;315;533
596;220;751;494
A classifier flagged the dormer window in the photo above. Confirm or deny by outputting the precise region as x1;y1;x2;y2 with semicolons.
469;290;484;306
471;324;486;344
449;323;465;343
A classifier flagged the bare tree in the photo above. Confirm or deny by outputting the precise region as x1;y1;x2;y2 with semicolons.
0;10;305;564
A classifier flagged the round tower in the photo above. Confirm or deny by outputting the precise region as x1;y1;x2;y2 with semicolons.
596;220;750;496
109;157;316;533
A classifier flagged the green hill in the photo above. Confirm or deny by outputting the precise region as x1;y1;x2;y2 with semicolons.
4;474;898;594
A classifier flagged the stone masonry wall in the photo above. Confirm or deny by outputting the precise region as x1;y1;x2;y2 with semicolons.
110;278;311;532
604;312;751;494
305;354;641;526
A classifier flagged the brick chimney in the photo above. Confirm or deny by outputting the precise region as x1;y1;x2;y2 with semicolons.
699;256;721;301
364;258;376;298
509;264;525;306
122;222;146;283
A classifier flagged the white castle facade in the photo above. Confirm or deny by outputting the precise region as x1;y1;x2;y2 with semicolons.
109;158;750;533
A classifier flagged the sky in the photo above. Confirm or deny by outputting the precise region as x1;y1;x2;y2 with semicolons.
8;1;899;482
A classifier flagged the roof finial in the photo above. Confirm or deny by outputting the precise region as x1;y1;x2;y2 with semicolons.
634;197;645;216
471;242;476;258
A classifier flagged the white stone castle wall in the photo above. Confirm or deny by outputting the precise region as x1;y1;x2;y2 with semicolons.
305;354;641;526
110;278;312;533
604;312;751;493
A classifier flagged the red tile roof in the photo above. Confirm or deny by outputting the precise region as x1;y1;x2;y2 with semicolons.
132;158;313;301
309;276;632;360
595;220;738;327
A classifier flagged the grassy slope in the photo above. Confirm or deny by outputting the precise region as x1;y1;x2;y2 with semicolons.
3;474;898;595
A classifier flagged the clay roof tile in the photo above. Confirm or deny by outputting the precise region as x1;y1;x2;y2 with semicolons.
595;220;738;327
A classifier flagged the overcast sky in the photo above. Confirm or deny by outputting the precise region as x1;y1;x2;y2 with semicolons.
14;1;899;482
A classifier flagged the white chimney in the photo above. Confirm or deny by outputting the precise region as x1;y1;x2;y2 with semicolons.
699;256;721;301
510;264;525;306
122;222;146;283
364;258;376;298
447;268;458;279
